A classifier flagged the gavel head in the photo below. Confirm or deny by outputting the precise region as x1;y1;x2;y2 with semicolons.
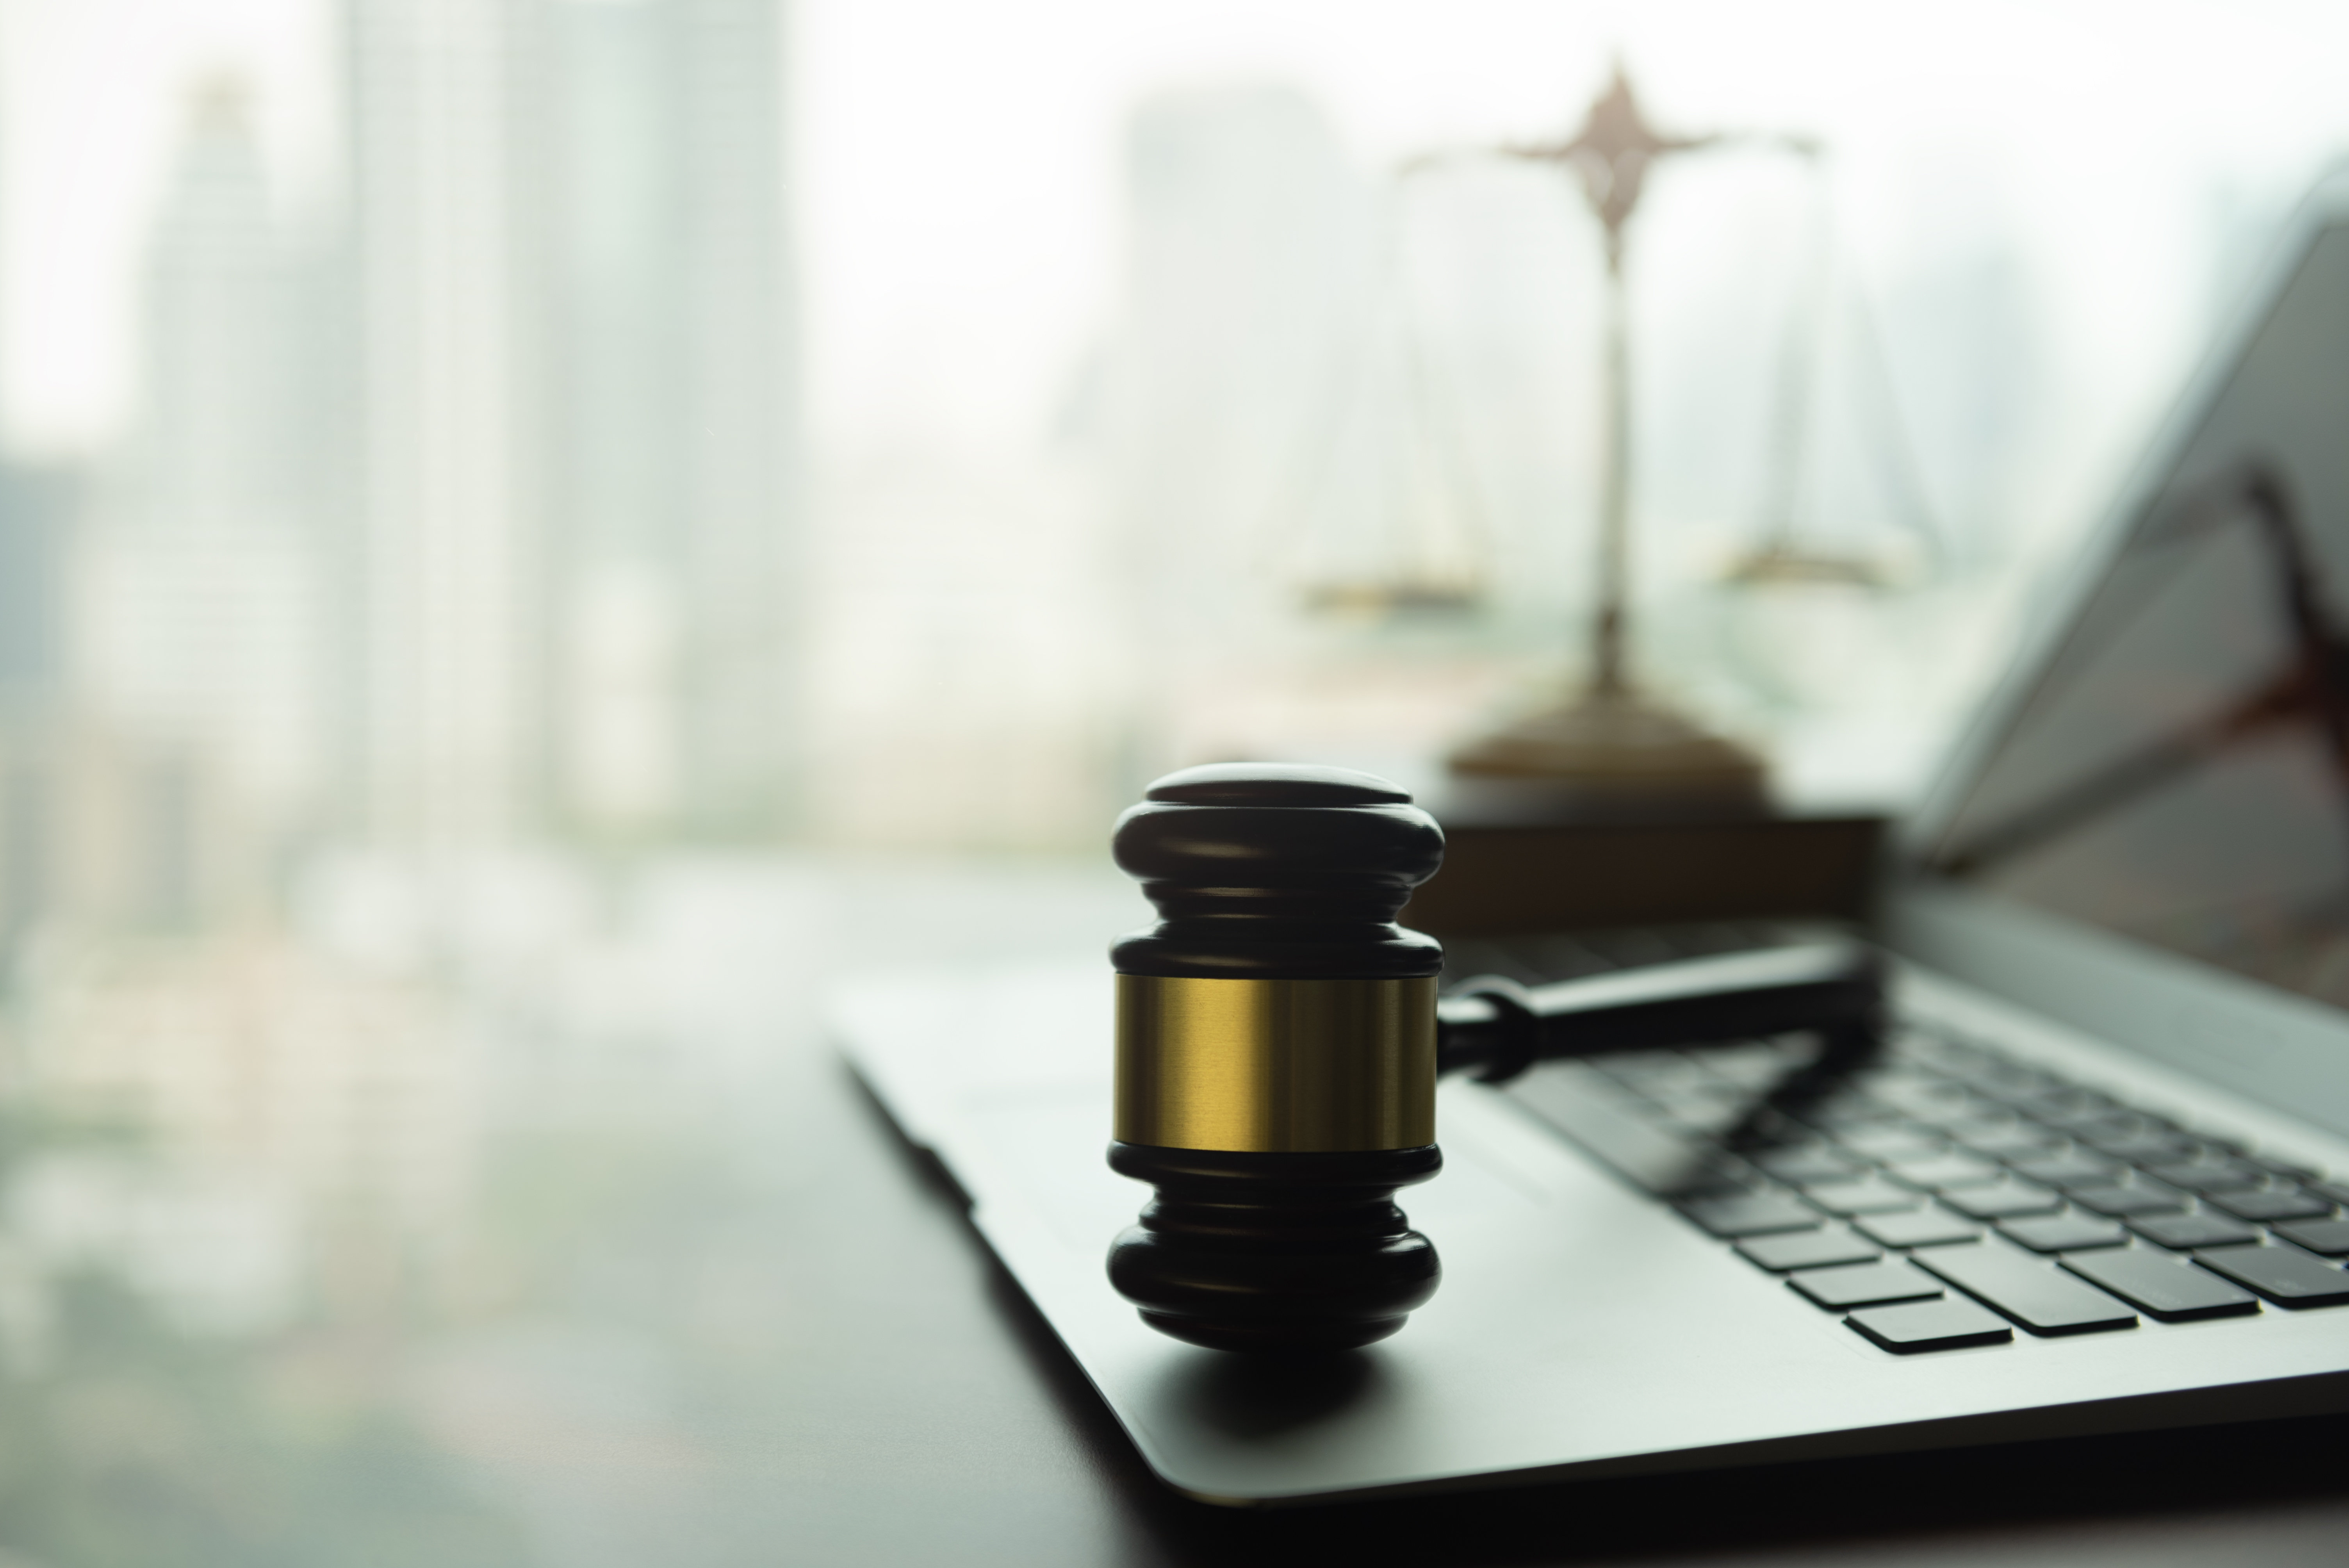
1105;763;1447;1353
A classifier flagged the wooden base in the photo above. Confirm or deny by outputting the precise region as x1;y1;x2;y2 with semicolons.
1401;804;1885;937
1445;689;1767;809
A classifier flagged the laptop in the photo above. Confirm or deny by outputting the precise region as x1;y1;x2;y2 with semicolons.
834;165;2349;1506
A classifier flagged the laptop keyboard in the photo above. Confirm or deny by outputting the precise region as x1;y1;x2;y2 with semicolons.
1443;925;2349;1354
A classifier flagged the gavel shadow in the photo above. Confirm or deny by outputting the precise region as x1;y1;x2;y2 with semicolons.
1711;1019;1882;1155
1159;1349;1385;1441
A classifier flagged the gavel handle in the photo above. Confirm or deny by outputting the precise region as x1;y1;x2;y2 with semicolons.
1435;941;1886;1083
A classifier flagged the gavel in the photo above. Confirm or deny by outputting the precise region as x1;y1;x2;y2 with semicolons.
1105;762;1883;1354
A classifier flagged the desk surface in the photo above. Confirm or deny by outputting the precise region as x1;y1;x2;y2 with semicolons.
4;855;2343;1566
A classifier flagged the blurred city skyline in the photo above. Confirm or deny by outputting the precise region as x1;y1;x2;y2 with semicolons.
5;0;801;930
0;1;2347;873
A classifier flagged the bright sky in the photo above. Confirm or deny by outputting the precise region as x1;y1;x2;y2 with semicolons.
5;0;2349;460
798;0;2349;453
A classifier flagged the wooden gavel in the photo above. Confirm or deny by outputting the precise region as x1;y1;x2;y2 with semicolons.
1105;763;1883;1354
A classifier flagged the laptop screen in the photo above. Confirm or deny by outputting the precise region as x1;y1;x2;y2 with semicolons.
1925;219;2349;1012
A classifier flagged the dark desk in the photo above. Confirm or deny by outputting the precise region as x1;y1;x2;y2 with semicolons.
7;857;2342;1566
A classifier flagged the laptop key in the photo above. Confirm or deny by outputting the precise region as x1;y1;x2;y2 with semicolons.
1882;1151;2004;1190
1846;1297;2013;1353
2060;1249;2261;1322
2142;1158;2265;1194
2270;1217;2349;1257
2001;1089;2108;1124
1800;1176;1924;1216
1997;1213;2127;1253
2040;1110;2143;1143
1948;1124;2063;1161
1789;1261;1943;1310
2008;1153;2124;1189
1596;1052;1707;1093
1903;1096;2010;1132
1509;1068;1747;1197
1937;1059;2039;1096
2306;1180;2349;1208
1680;1192;1820;1238
1914;1244;2139;1335
2081;1128;2201;1163
1834;1125;1946;1160
2205;1186;2334;1223
2192;1245;2349;1308
1736;1227;1881;1272
1943;1180;2064;1220
2130;1212;2260;1250
1736;1109;1825;1149
1800;1102;1898;1133
1753;1148;1863;1184
1857;1208;1983;1249
2069;1181;2187;1218
1697;1046;1797;1087
1656;1099;1753;1135
1868;1076;1977;1116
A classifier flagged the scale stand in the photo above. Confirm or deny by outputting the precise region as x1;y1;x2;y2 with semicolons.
1445;65;1770;811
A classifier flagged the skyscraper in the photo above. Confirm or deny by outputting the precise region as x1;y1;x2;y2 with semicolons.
1107;85;1370;654
0;464;78;948
1093;85;1383;774
343;0;545;846
668;0;800;839
340;0;799;847
546;0;799;840
103;80;325;833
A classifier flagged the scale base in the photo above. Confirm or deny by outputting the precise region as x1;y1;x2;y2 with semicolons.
1445;688;1766;813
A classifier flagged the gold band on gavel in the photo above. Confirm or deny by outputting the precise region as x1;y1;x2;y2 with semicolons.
1114;975;1438;1153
